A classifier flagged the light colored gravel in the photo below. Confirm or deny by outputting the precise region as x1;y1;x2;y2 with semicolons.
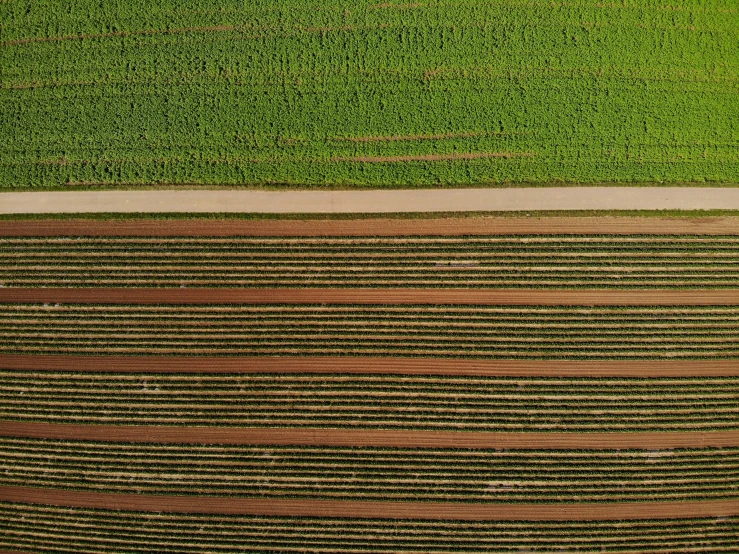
3;187;739;213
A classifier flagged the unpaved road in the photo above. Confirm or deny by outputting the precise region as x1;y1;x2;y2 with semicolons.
3;187;739;213
2;216;739;235
2;423;737;448
1;287;737;305
0;486;736;519
3;354;736;376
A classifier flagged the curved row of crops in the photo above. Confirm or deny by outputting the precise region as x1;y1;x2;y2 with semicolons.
2;438;737;503
1;502;737;554
2;235;739;288
3;372;736;431
2;304;739;358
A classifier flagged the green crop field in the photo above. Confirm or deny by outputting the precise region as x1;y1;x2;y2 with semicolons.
2;0;738;190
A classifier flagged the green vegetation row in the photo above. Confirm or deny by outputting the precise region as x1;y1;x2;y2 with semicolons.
2;0;739;189
2;502;738;553
3;372;736;431
2;438;737;503
2;234;739;288
2;304;739;359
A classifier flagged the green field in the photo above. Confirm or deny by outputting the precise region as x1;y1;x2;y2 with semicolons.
2;0;738;189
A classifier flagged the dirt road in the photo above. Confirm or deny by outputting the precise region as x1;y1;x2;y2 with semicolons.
1;287;737;305
0;486;736;519
3;354;736;376
2;423;737;448
3;216;739;235
3;187;739;213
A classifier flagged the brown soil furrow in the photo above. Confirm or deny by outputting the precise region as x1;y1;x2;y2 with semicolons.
1;288;738;305
2;423;737;448
2;217;738;237
0;486;736;520
2;355;737;376
331;152;534;163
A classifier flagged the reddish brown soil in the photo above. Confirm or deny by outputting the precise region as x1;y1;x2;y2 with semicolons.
331;152;534;163
0;486;735;520
0;287;737;305
2;423;737;448
2;354;737;376
1;217;738;236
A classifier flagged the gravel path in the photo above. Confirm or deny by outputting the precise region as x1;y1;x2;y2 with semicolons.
3;187;739;213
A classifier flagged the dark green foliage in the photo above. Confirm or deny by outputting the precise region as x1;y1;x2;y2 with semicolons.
2;0;738;189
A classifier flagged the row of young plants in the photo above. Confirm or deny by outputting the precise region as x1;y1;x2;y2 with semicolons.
1;502;738;553
2;439;736;502
3;272;738;288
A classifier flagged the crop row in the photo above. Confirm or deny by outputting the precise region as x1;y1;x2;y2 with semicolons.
2;304;738;359
3;372;736;430
1;502;737;554
1;438;737;503
2;235;739;287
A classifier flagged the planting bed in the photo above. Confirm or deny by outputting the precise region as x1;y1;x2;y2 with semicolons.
2;438;738;503
1;502;738;553
1;216;737;553
2;234;739;288
2;303;739;358
2;372;737;432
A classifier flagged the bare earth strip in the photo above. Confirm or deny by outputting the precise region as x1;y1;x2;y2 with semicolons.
1;288;737;306
0;486;735;520
2;217;739;236
2;423;738;448
4;188;739;214
331;152;534;162
2;355;736;376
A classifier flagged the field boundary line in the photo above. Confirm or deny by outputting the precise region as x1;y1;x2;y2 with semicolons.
1;288;738;305
2;355;737;376
2;217;739;236
0;486;736;520
2;424;738;448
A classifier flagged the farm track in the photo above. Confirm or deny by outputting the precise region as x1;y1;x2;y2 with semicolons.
3;424;738;449
1;217;738;237
0;487;737;520
3;355;737;376
2;288;739;305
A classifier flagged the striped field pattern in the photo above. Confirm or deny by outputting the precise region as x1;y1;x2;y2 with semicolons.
1;217;738;553
2;235;739;288
2;304;739;358
1;503;738;554
2;439;738;503
2;372;737;431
